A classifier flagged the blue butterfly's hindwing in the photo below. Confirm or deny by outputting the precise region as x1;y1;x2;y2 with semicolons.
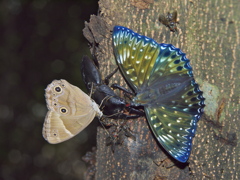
113;26;205;163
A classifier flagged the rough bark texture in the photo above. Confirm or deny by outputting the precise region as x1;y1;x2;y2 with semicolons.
83;0;240;179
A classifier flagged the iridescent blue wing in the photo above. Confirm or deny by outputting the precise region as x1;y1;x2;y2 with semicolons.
144;78;204;162
113;26;205;162
113;26;161;92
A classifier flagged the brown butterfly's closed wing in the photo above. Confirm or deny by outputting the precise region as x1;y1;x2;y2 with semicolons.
43;79;102;144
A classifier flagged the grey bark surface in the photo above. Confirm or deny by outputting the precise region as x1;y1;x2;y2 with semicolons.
83;0;240;179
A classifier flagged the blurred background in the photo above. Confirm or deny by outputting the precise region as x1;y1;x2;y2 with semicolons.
0;0;99;179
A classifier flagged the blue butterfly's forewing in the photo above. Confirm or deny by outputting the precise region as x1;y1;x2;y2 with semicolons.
113;26;205;163
113;27;160;92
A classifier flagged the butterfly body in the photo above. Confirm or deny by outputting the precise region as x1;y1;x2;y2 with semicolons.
81;55;144;119
43;79;102;144
113;26;205;162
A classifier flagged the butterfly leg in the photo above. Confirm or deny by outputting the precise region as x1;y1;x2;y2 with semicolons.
126;106;145;117
117;113;143;120
111;83;145;118
104;67;119;85
111;83;134;95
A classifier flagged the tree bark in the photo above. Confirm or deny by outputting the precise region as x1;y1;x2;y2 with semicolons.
83;0;240;179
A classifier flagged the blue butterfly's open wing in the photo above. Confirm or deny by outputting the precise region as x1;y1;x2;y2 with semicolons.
113;26;205;162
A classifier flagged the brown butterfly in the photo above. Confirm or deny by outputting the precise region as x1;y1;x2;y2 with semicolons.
43;79;102;144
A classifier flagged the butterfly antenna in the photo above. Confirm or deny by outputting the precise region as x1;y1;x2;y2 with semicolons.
99;95;113;109
105;112;121;118
89;82;94;98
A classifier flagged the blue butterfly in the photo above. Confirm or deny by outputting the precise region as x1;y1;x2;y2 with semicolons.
112;26;205;163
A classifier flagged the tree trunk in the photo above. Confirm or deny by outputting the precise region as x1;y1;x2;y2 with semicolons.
83;0;240;179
